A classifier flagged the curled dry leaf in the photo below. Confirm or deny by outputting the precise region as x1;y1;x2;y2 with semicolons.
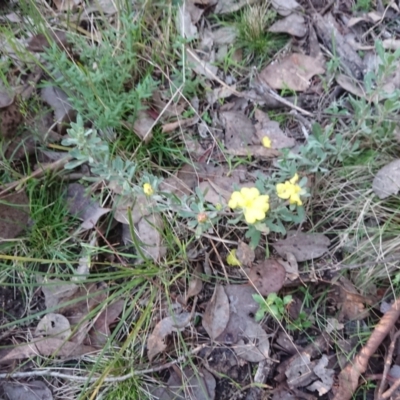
3;381;53;400
147;312;192;361
34;313;72;340
372;159;400;199
0;191;30;239
248;260;286;296
259;54;325;92
39;277;79;310
269;14;307;37
202;285;230;340
272;231;330;262
66;183;111;230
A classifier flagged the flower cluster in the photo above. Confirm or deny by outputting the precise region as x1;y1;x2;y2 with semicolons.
276;173;303;206
228;187;270;224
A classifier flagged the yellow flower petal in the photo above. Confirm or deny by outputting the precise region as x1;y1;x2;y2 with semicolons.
143;183;153;196
241;187;260;202
276;182;292;199
245;208;266;223
228;191;244;209
289;193;302;206
227;249;241;266
290;173;299;184
262;136;272;148
253;195;270;213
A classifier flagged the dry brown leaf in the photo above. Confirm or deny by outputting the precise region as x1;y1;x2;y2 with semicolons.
259;53;325;92
151;366;216;400
185;267;203;304
187;48;218;80
85;0;118;14
248;260;286;296
152;91;185;118
39;277;79;310
0;84;15;108
89;299;125;346
217;285;270;362
177;2;199;39
114;194;152;224
34;313;72;340
136;213;166;262
0;338;96;363
41;86;76;134
269;14;307;37
3;381;53;400
133;110;155;143
255;117;296;149
0;100;23;139
147;312;192;361
0;191;30;239
212;26;238;45
271;0;300;15
234;320;270;362
202;285;230;340
277;252;299;281
236;241;255;267
66;183;110;230
306;355;334;396
372;159;400;199
27;31;70;52
221;110;254;150
336;74;366;98
331;277;370;321
272;231;330;262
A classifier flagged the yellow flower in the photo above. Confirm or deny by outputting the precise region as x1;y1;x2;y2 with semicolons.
262;136;272;148
227;249;241;266
228;187;270;224
143;183;153;196
276;173;303;206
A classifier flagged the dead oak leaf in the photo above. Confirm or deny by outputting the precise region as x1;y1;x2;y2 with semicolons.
272;231;330;262
259;54;325;92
